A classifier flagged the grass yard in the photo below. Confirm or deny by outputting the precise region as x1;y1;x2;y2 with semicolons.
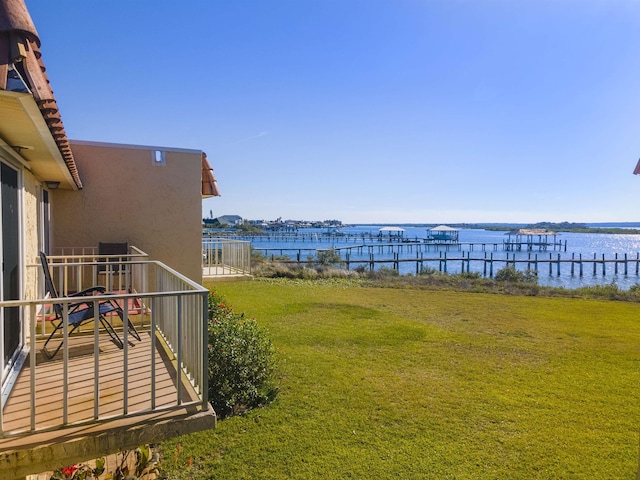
161;279;640;479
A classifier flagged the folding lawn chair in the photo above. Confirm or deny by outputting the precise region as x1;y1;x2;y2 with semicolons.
39;252;141;359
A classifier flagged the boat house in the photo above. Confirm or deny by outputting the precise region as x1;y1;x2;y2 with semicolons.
504;228;559;251
428;225;459;243
378;226;405;239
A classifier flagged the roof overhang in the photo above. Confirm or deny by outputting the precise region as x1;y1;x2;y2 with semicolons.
431;225;458;232
0;89;77;189
201;152;220;198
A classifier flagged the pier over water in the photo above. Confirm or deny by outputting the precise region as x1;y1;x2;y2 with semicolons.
203;225;640;289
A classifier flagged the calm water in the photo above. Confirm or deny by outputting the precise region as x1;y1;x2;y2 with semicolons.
241;225;640;290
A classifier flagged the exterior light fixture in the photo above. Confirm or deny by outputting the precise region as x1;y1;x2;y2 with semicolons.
11;145;33;154
44;181;60;190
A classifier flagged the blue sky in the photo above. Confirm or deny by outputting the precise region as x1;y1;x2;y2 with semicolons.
27;0;640;224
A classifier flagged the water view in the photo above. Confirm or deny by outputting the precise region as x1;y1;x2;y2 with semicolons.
226;224;640;290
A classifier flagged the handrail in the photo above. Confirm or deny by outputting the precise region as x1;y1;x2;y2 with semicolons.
202;237;251;275
0;257;209;437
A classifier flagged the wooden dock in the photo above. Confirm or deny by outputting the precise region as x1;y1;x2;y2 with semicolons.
271;250;640;278
253;239;567;261
210;230;565;251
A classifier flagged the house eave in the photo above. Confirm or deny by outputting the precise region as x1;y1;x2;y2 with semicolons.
0;89;77;189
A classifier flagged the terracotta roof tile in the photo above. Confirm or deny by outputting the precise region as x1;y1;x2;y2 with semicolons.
202;153;220;198
0;0;82;189
0;0;38;45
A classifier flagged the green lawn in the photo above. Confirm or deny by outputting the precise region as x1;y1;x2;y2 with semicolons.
161;279;640;479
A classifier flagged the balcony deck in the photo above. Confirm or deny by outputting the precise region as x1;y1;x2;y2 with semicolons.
0;329;215;479
202;238;252;282
202;265;253;282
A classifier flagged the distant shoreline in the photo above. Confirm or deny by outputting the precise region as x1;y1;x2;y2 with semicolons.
347;222;640;234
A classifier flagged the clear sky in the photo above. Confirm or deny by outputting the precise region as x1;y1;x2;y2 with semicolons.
27;0;640;224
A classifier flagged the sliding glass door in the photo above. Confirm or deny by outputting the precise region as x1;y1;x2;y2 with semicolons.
1;162;20;382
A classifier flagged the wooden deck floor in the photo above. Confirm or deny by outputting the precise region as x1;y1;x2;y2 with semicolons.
1;329;197;436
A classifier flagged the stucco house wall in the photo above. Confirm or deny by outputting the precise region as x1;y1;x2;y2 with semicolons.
51;141;203;283
22;168;41;303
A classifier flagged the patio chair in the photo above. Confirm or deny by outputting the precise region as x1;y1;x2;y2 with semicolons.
98;242;129;273
39;252;141;359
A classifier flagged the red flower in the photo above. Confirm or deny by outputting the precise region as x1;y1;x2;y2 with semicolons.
61;465;78;476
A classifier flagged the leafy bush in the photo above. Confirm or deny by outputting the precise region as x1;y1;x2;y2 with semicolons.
207;290;278;418
574;281;622;300
50;446;157;480
367;266;400;279
456;271;482;280
316;248;342;266
418;266;441;276
627;283;640;295
494;266;538;284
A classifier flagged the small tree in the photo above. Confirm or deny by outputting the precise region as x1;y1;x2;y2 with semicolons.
237;220;262;234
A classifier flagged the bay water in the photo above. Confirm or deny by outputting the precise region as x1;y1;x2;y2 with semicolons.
244;224;640;290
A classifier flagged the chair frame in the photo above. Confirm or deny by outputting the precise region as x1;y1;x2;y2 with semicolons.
39;252;141;359
98;242;129;273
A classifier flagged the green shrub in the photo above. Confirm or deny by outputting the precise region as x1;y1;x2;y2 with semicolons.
367;266;400;279
456;271;482;280
627;283;640;296
418;266;441;276
207;290;278;419
316;248;342;266
494;266;538;284
574;281;621;300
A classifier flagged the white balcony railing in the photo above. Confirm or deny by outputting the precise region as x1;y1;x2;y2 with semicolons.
0;253;209;438
202;238;251;276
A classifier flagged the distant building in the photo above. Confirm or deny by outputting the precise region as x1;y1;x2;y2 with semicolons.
207;215;243;227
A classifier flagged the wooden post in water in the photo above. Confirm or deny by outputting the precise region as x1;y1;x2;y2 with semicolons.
490;252;494;277
483;253;487;277
346;252;350;270
602;254;606;276
548;253;552;276
625;253;628;275
615;253;619;275
579;254;583;276
593;253;597;276
571;253;575;276
557;253;561;276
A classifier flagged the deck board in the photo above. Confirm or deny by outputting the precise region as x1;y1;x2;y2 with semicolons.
1;330;197;436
